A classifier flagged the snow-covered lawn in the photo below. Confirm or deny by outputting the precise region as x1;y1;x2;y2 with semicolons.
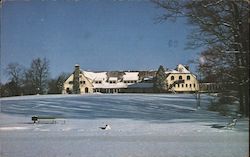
0;94;249;157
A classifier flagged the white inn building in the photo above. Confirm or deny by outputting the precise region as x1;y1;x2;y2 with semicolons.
62;64;199;94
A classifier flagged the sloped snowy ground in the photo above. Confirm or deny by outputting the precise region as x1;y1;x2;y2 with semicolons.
0;94;249;157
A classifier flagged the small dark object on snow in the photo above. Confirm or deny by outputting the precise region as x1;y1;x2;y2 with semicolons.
99;124;111;130
226;119;237;129
211;124;225;129
32;116;38;123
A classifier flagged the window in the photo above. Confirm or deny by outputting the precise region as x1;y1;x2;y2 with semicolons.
186;84;188;87
85;87;88;93
182;84;184;88
69;81;73;84
194;84;196;88
179;76;182;80
80;81;85;84
177;84;180;88
66;88;72;94
187;75;190;80
171;76;174;80
190;84;192;88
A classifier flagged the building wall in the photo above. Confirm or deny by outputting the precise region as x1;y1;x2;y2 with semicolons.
63;73;93;94
79;73;94;94
200;83;221;93
166;73;199;92
62;74;74;94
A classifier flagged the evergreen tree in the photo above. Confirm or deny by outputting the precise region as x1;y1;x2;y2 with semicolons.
154;65;167;92
48;73;70;94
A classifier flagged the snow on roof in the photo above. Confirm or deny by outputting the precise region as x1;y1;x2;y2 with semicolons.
165;64;191;74
143;77;153;81
83;71;107;81
123;72;139;81
177;64;190;73
109;77;118;81
165;70;179;74
93;82;127;89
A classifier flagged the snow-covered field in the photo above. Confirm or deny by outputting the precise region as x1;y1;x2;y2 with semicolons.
0;94;249;157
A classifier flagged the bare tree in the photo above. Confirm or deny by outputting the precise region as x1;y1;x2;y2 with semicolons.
25;58;50;95
153;0;249;116
4;63;25;96
5;63;25;86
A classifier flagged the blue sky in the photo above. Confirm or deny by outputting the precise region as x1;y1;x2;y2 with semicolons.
1;0;200;83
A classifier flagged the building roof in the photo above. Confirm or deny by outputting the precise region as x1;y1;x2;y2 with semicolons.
93;82;127;89
127;83;153;88
177;64;190;73
83;71;107;81
165;64;191;74
123;72;139;81
109;77;118;81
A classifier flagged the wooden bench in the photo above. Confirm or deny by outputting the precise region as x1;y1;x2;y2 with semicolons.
32;116;63;124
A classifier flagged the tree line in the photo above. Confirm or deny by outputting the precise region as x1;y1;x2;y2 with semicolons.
0;57;70;97
153;0;249;116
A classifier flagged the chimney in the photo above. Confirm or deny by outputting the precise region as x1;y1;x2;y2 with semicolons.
73;64;80;94
75;64;80;71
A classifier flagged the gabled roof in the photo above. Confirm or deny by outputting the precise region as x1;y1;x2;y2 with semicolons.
165;64;191;74
109;77;118;81
123;72;139;81
177;64;190;73
83;71;107;81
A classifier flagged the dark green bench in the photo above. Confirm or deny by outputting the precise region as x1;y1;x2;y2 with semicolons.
31;116;57;124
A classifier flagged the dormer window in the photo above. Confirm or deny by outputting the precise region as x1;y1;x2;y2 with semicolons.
179;76;182;80
187;75;190;80
171;76;174;80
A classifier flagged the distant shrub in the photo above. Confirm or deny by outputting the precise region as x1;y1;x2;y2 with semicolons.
208;96;239;117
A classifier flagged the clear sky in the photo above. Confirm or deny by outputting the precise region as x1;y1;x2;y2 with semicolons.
1;0;200;83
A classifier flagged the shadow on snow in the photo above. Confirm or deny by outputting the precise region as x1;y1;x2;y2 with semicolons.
0;94;235;124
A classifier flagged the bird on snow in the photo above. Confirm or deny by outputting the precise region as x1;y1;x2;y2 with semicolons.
226;119;237;129
99;124;111;130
